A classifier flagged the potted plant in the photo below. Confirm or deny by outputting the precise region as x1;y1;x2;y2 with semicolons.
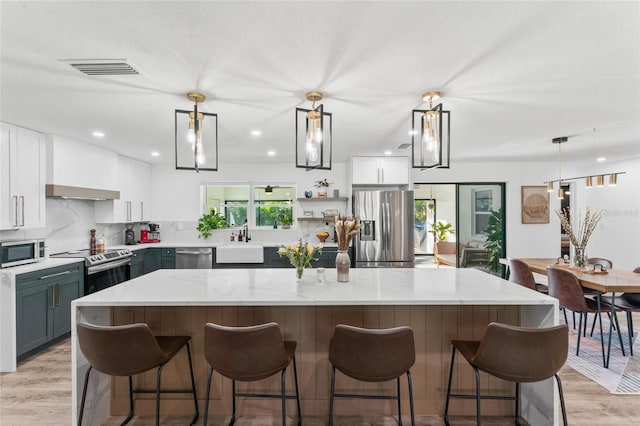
314;179;331;198
280;211;293;229
483;209;504;275
197;208;228;239
431;220;455;242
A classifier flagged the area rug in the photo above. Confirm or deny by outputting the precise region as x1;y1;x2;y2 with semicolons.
564;314;640;394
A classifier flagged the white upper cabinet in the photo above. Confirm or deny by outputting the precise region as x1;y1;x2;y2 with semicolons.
94;155;151;223
0;122;45;229
352;156;409;185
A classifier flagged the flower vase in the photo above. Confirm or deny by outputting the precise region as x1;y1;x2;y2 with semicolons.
296;265;304;282
572;246;587;269
336;250;350;282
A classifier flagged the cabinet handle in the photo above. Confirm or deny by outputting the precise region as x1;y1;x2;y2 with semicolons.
56;284;61;307
381;169;384;183
13;195;18;227
38;270;70;280
20;195;25;226
140;201;144;220
50;285;55;309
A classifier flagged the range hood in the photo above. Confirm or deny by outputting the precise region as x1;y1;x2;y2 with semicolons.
45;184;119;201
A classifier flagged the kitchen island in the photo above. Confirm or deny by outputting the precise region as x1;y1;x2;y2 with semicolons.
72;267;559;425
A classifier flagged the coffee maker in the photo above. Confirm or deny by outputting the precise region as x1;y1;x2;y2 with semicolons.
125;224;136;245
140;223;160;243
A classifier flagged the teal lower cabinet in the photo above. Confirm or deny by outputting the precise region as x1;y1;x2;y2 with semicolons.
129;249;146;279
145;248;162;273
15;262;84;357
160;248;176;269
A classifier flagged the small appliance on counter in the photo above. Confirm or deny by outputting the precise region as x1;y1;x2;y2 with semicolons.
140;223;161;243
125;224;136;245
0;239;45;268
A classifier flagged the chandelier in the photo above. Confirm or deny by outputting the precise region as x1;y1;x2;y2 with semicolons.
175;92;218;172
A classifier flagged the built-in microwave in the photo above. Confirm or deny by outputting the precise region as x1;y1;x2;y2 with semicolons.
0;239;45;268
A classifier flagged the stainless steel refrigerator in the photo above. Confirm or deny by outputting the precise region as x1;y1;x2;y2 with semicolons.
353;190;415;267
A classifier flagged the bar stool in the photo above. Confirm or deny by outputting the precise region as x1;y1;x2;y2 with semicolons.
444;322;569;426
328;324;416;426
203;322;301;426
76;322;198;426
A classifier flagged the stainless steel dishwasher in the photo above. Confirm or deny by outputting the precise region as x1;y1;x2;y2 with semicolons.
175;248;213;269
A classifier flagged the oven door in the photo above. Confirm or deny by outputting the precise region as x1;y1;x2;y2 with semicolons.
85;258;131;295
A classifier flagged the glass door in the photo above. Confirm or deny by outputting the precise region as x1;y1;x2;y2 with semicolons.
414;198;436;255
456;183;506;275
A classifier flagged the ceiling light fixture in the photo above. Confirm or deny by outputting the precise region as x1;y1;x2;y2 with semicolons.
411;91;451;169
92;131;105;138
267;150;276;157
296;91;332;170
151;152;160;157
265;185;273;195
544;131;625;192
251;130;262;136
175;92;218;172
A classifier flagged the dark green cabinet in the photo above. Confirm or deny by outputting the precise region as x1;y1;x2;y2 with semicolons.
146;248;162;273
130;249;146;279
160;248;176;269
16;262;83;357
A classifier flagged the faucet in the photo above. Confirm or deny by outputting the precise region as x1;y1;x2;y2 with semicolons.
244;220;251;243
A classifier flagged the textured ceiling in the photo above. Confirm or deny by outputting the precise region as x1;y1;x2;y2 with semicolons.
1;1;639;167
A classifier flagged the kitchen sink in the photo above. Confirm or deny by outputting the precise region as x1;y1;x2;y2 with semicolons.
216;244;264;263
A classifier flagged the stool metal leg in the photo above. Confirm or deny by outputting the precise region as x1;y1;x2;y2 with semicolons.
155;364;165;426
515;382;521;426
444;345;456;426
554;373;569;426
203;368;214;426
473;367;481;426
396;377;402;425
185;342;199;425
406;370;415;426
230;380;237;426
121;375;134;425
292;355;302;426
329;366;336;426
78;365;93;426
280;369;287;426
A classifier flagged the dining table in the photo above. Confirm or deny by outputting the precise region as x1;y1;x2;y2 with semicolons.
501;258;640;368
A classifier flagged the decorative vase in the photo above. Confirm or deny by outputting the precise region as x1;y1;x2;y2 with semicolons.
304;191;313;198
317;189;328;198
336;250;350;282
296;265;304;282
572;246;587;269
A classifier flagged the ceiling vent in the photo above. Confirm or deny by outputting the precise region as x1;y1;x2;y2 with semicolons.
396;142;411;150
62;59;140;76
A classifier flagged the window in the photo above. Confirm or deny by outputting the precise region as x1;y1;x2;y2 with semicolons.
203;184;295;228
472;189;493;235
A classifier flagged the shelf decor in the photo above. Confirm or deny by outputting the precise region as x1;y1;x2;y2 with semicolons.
277;239;322;282
175;92;218;172
296;91;332;170
334;216;361;282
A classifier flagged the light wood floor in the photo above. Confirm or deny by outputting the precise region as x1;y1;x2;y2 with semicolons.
2;332;640;426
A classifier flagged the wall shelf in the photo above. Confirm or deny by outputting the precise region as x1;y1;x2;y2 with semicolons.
297;197;348;202
297;216;336;222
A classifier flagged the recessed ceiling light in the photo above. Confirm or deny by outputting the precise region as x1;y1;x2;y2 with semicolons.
267;150;276;157
151;152;160;157
596;157;606;162
251;130;262;136
408;130;417;136
384;150;392;155
92;131;105;138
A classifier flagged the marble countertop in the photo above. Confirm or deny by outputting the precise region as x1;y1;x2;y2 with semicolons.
109;241;339;250
0;258;84;278
73;268;556;307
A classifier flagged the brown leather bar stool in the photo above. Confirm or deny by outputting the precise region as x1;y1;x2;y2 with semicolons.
444;322;569;426
203;322;301;426
328;324;416;426
76;322;198;426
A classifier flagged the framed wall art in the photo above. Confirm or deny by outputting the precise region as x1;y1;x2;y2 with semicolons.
521;186;549;224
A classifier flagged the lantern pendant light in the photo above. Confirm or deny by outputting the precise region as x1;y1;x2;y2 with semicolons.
412;91;451;169
175;92;218;172
295;91;332;170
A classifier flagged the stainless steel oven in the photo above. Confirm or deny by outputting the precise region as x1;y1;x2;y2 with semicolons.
0;239;45;268
51;249;132;295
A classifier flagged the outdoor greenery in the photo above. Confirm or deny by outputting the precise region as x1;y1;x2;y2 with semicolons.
483;208;504;273
197;208;228;239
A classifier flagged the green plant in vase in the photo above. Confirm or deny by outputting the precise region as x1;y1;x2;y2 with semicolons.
431;220;455;242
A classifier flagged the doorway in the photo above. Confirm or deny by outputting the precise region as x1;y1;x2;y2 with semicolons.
414;183;507;275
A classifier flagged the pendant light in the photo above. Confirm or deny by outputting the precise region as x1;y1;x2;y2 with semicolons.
295;91;332;170
412;91;451;169
175;92;218;172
